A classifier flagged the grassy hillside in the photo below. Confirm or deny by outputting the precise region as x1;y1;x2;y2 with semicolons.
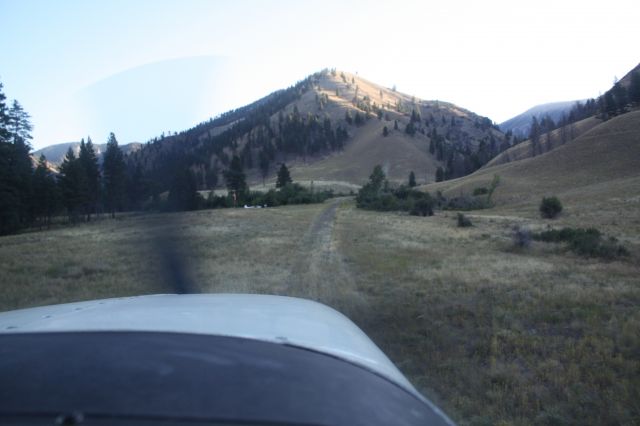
279;71;506;185
486;116;602;167
423;111;640;237
287;117;441;185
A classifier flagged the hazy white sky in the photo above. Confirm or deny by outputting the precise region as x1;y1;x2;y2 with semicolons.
0;0;638;149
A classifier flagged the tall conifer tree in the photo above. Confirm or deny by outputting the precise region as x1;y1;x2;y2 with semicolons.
102;132;126;218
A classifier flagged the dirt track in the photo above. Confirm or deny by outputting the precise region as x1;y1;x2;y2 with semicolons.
285;198;364;311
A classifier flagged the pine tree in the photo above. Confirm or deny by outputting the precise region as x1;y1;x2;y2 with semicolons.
345;110;353;125
435;166;444;182
405;121;416;136
0;82;38;234
59;147;86;221
102;132;126;218
32;155;58;227
394;120;399;131
7;100;33;144
224;155;247;201
276;163;292;188
408;171;416;187
410;109;421;123
603;91;616;118
0;81;9;143
168;168;199;211
382;126;389;137
127;162;148;210
612;82;628;113
0;82;19;234
79;137;100;220
369;165;385;192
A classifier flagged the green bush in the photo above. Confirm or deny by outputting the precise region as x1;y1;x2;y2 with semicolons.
444;195;489;210
410;197;434;216
540;196;563;218
533;227;629;259
534;227;600;243
457;213;473;227
473;187;488;196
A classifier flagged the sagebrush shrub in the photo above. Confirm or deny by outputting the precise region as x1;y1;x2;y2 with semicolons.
540;196;563;219
457;213;473;227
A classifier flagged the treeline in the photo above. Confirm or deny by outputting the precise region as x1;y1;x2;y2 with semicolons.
57;133;130;220
163;160;332;212
0;79;146;234
0;82;34;235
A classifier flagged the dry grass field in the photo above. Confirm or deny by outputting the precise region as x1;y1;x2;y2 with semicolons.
486;116;603;168
1;196;639;425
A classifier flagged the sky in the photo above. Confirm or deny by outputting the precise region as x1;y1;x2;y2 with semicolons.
0;0;638;150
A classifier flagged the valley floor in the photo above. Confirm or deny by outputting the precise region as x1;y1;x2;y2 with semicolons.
1;201;639;425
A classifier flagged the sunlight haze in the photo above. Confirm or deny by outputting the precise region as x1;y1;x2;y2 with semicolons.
0;0;638;149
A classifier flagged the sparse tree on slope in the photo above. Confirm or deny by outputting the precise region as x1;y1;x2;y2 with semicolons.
603;91;616;118
368;165;385;192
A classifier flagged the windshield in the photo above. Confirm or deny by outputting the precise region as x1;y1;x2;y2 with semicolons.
1;1;639;425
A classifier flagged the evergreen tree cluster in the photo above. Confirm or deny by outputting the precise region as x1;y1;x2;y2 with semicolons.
0;81;132;234
202;161;331;209
356;165;434;216
0;83;38;234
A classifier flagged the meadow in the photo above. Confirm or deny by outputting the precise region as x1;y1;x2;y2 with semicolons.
1;199;638;425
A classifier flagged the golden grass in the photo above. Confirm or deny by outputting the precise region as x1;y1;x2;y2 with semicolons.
486;116;602;167
1;199;639;425
334;207;640;425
